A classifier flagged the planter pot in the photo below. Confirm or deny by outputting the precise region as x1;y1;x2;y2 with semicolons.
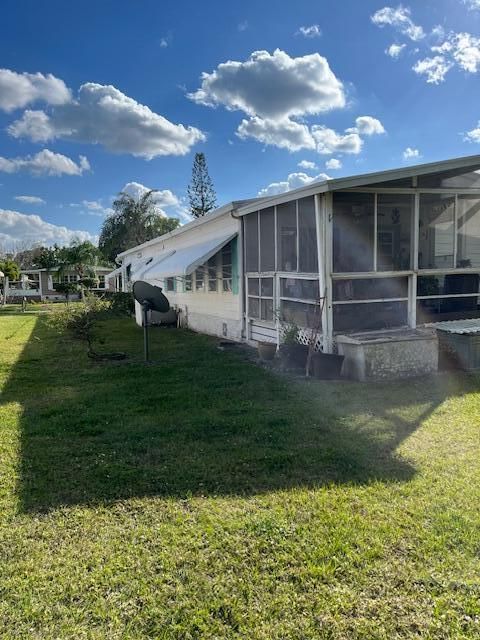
257;341;277;361
311;352;344;379
279;343;308;369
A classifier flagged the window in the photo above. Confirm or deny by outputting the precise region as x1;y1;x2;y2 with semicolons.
97;274;106;289
418;194;455;269
222;243;232;292
333;277;408;301
260;207;275;271
279;277;320;329
245;212;259;272
298;197;318;272
208;256;217;292
333;192;375;272
277;201;297;271
377;194;413;271
334;301;408;333
417;169;480;189
184;274;192;292
247;277;274;321
195;268;205;291
166;277;175;292
417;297;480;323
457;196;480;268
416;273;480;323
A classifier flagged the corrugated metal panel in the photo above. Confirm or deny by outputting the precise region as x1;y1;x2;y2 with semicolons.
433;319;480;334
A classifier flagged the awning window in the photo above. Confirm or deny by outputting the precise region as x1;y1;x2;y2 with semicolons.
142;233;237;280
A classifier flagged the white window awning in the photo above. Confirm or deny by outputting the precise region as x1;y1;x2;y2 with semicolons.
106;266;123;279
132;250;175;281
142;233;237;280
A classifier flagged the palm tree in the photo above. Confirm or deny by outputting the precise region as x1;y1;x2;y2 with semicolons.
99;190;180;263
58;241;99;300
0;259;20;305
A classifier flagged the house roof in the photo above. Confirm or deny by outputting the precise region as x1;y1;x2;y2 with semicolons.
235;153;480;216
115;154;480;262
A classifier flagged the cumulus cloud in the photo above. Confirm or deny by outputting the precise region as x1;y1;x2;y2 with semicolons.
8;82;205;158
121;181;190;222
349;116;386;135
311;126;363;154
386;43;407;58
412;55;453;83
326;158;342;170
188;50;387;155
258;171;331;196
371;5;425;41
464;0;480;9
237;116;315;151
0;69;71;112
298;160;317;170
436;32;480;74
14;195;45;205
0;149;90;176
296;25;322;38
188;49;345;119
403;147;421;160
464;122;480;143
0;209;96;248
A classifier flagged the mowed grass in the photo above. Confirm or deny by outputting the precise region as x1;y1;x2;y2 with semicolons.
1;308;480;639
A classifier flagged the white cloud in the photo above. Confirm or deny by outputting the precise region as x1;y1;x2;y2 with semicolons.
371;5;425;41
121;182;190;222
412;55;453;83
350;116;386;135
188;49;345;120
403;147;421;160
238;20;248;32
14;195;46;205
236;116;315;151
296;25;322;38
159;38;168;48
464;122;480;143
445;32;480;74
386;43;407;58
0;209;96;248
464;0;480;9
0;149;90;176
9;82;205;159
77;200;114;217
0;69;71;112
311;126;363;154
258;171;330;197
326;158;342;170
298;160;317;170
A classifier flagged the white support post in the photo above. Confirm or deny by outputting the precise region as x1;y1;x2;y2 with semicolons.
316;192;333;353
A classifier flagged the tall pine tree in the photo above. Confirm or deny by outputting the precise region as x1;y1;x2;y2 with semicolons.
187;153;217;218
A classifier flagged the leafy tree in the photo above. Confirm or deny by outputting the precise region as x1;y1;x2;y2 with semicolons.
187;152;217;218
0;259;20;281
99;190;180;263
57;241;100;299
33;246;61;271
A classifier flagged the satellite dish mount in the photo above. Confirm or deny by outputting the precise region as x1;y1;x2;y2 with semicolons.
132;281;170;362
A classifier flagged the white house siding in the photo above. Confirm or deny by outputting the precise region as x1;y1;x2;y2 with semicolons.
125;211;243;341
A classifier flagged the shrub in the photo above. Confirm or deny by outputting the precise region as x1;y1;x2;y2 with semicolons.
102;291;134;316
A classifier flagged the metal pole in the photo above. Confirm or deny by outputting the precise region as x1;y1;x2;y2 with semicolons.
143;302;149;362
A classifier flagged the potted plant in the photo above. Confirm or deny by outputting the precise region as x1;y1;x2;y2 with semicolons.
257;340;277;361
279;322;308;369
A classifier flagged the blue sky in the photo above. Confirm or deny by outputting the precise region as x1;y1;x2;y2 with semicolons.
1;0;480;248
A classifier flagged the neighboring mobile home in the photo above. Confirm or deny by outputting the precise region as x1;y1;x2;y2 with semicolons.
108;155;480;355
7;266;113;302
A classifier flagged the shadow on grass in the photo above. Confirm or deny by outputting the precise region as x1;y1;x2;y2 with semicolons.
2;313;476;513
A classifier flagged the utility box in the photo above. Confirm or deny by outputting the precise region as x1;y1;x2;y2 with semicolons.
435;320;480;371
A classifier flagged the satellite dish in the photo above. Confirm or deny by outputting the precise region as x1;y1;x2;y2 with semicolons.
132;281;170;362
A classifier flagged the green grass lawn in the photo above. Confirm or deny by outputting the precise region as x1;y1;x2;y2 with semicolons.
1;307;480;639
